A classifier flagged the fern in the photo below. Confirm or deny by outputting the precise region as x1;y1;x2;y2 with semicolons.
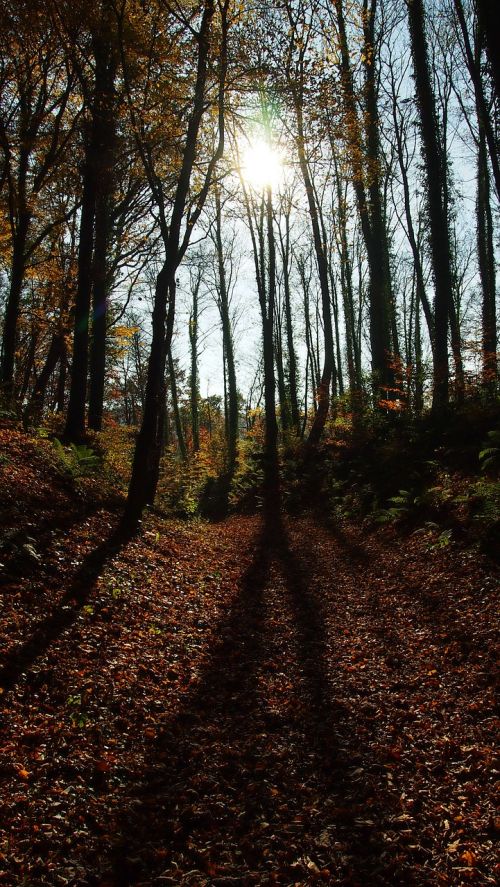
479;430;500;472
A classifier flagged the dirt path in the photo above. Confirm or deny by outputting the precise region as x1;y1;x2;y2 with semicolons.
0;512;497;885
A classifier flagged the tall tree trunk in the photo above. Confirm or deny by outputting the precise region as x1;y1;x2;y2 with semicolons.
292;96;335;445
188;277;201;453
214;190;238;473
168;349;188;463
329;0;393;399
55;343;67;413
275;316;290;432
88;31;117;432
262;187;279;504
453;0;500;202
63;131;97;441
87;193;111;431
414;290;424;415
24;331;65;426
278;209;300;431
477;124;497;389
1;211;30;399
124;0;223;524
361;0;395;394
407;0;452;414
332;161;362;402
19;325;37;404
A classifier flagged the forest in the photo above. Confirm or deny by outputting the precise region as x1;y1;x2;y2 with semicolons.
0;0;498;884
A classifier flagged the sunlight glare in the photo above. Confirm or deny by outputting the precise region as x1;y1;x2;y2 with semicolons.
240;138;284;191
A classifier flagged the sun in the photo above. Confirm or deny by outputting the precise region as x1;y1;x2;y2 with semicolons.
240;138;284;191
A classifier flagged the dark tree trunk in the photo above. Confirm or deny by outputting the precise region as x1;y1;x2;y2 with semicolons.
414;293;424;415
55;343;67;413
477;124;497;388
19;327;38;404
407;0;452;413
88;194;111;431
332;160;362;403
63;134;97;442
362;0;395;394
278;210;300;431
168;349;188;462
292;97;335;445
188;270;202;453
453;0;500;202
124;0;222;525
263;186;280;506
88;32;117;432
1;211;30;399
24;332;65;426
330;0;393;400
215;188;238;473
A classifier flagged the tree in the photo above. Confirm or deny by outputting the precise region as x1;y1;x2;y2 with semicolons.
406;0;453;413
0;4;78;398
122;0;229;524
62;2;119;441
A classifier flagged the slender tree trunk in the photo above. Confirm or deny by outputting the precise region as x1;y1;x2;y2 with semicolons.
124;0;222;524
477;124;497;389
292;97;334;445
88;34;117;432
275;318;290;432
24;332;65;426
263;186;280;503
278;210;300;431
19;326;37;404
55;343;67;413
389;67;435;350
453;0;500;202
88;193;111;431
63;135;97;441
168;349;187;462
189;280;200;453
214;188;238;473
333;162;362;402
414;292;424;415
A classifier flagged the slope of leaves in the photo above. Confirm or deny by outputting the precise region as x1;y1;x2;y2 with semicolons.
0;424;498;886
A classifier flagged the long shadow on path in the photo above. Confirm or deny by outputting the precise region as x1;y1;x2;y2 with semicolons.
0;522;134;694
108;513;398;885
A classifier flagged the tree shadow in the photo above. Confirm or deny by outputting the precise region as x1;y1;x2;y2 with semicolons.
0;522;134;694
106;511;398;885
0;501;107;583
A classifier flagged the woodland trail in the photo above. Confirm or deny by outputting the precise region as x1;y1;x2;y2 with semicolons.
0;507;498;886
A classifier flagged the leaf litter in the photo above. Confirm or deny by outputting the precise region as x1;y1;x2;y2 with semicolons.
0;434;498;885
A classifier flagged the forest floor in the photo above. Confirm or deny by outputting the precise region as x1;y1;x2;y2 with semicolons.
0;426;498;886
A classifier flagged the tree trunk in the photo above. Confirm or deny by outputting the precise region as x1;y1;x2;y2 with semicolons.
24;332;65;426
189;280;200;453
124;0;221;525
361;0;395;394
263;186;280;506
292;96;334;445
168;349;188;463
63;134;97;442
215;189;238;473
278;210;300;431
1;211;30;399
407;0;452;414
477;123;497;389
